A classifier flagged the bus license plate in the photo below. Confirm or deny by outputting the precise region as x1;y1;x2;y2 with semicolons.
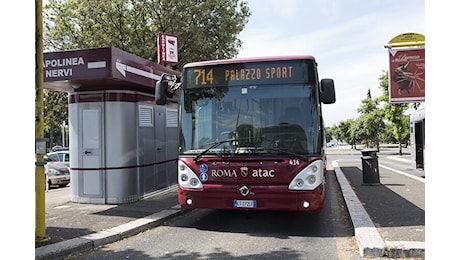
234;199;256;208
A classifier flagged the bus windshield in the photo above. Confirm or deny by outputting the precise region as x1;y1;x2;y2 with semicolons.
179;83;321;156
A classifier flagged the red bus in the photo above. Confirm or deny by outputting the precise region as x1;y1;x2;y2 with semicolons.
175;56;335;212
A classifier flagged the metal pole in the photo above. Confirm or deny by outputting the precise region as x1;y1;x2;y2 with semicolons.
36;0;49;243
62;121;65;147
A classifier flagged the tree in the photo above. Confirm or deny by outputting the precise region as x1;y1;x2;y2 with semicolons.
329;71;412;151
378;123;397;144
44;0;251;69
42;0;251;144
377;70;410;155
325;126;334;143
44;89;68;147
356;94;385;149
335;119;353;148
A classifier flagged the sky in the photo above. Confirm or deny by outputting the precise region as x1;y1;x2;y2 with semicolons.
236;0;425;127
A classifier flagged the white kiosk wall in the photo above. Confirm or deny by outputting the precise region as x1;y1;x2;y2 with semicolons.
69;91;178;204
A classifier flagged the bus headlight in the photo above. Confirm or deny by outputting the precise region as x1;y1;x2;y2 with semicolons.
178;160;203;189
190;178;200;187
288;160;324;190
307;175;316;185
293;178;304;188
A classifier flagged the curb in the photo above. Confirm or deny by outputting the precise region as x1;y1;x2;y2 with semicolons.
333;161;385;257
35;206;186;260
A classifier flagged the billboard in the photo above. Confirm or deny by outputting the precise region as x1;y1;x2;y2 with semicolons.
388;48;425;103
157;33;178;65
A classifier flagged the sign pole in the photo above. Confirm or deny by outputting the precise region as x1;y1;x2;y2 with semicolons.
36;0;50;243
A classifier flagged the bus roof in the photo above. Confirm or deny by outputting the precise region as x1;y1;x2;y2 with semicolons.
183;55;316;68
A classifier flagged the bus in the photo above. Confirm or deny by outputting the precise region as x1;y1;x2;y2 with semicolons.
174;56;335;212
410;104;425;169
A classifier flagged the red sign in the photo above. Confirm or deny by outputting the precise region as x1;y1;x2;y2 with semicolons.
157;33;178;65
388;48;425;103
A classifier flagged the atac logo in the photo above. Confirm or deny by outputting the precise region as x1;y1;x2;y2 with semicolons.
252;169;275;178
241;167;275;178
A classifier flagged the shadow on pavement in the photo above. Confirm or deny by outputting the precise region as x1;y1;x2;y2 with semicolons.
341;166;425;228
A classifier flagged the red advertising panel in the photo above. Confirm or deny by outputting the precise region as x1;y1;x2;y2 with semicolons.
388;48;425;103
157;33;178;65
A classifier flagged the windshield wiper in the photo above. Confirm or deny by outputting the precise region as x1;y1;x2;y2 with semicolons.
193;137;257;161
194;139;236;162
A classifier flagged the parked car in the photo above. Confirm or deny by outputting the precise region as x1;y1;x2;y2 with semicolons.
326;141;337;147
44;150;70;189
50;146;69;152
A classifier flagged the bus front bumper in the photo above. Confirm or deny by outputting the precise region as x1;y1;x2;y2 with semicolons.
178;183;325;212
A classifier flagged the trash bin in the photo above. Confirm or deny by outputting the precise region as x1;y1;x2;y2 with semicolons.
361;148;380;185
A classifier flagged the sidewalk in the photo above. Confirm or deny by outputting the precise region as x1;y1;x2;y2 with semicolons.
35;147;425;259
35;186;187;260
331;147;425;258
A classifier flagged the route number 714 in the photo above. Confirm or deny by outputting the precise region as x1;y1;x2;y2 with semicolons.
194;69;214;85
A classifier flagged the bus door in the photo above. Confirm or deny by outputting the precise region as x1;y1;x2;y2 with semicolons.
415;119;425;169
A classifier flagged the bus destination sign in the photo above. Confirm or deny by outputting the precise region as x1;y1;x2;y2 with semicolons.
184;60;312;88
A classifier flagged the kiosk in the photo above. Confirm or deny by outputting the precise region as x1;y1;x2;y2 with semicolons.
44;47;180;204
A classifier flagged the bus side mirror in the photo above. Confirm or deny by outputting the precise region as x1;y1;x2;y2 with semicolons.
155;75;168;105
320;78;336;104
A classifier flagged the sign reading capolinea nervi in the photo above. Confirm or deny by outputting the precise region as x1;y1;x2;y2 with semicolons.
44;56;85;78
43;47;180;93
